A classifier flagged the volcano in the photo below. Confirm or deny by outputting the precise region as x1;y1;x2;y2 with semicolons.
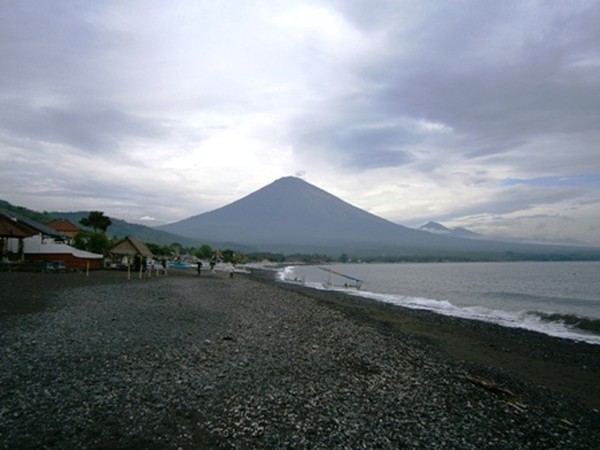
158;177;590;258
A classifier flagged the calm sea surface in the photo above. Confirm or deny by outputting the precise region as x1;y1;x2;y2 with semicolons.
279;261;600;345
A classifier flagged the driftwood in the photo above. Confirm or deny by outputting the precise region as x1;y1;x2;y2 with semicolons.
505;400;528;413
462;374;516;398
559;418;575;428
461;374;533;413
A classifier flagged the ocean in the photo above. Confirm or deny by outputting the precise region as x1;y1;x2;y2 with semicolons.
278;261;600;345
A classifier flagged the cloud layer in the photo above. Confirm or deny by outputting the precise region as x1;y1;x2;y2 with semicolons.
1;0;599;245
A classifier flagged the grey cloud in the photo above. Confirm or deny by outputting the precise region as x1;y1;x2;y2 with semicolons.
0;153;128;200
0;3;117;95
330;1;600;160
0;100;165;153
1;1;598;244
398;2;600;139
5;166;181;221
0;3;166;154
296;115;416;169
443;185;589;220
420;191;588;233
463;139;528;160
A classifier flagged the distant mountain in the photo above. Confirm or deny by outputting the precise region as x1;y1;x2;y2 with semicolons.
419;221;481;239
419;221;584;246
419;221;449;233
159;177;596;259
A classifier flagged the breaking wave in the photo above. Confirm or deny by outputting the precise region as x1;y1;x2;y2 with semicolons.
277;266;600;345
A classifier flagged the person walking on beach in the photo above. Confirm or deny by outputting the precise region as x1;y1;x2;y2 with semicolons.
197;261;203;276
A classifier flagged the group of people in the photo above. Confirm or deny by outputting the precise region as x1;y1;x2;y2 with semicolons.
144;258;167;276
196;257;234;278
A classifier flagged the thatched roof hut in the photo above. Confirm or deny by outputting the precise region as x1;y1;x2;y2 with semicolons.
110;236;153;258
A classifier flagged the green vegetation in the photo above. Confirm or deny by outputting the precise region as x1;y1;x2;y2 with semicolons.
145;243;175;257
0;200;53;224
79;211;112;232
194;244;214;259
72;212;115;255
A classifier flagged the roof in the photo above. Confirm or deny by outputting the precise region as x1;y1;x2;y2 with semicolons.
47;219;79;233
0;214;38;238
110;236;153;257
0;208;63;239
23;237;103;259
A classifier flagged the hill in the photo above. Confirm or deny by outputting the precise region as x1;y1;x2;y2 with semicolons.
0;200;200;248
50;211;203;247
159;177;599;260
419;221;481;239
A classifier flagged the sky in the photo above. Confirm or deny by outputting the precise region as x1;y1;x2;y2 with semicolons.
1;0;599;246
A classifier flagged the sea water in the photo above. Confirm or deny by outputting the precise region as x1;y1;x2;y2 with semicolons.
279;261;600;345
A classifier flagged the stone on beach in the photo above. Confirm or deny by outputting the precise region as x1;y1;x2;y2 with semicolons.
0;270;598;449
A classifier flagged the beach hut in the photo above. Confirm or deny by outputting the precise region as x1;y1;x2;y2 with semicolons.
110;236;153;259
110;236;154;279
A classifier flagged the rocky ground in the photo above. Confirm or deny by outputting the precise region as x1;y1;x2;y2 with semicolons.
1;269;599;449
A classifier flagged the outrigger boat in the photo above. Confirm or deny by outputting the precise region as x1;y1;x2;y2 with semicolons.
319;267;364;289
283;274;306;285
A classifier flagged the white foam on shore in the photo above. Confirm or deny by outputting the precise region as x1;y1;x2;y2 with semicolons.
353;290;600;345
277;267;600;345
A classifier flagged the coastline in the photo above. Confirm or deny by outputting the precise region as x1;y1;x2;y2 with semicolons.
262;270;600;409
1;269;599;448
256;269;600;409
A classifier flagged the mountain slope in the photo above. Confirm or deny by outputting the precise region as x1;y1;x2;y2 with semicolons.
0;200;201;247
161;176;430;251
48;211;202;247
159;177;594;258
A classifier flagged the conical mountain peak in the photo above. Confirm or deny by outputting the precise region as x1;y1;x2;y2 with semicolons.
160;177;416;253
159;177;561;257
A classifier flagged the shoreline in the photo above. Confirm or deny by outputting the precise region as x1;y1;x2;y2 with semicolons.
252;269;600;410
1;269;599;448
277;262;600;345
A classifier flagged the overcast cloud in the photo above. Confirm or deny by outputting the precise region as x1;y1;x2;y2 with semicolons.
1;0;599;245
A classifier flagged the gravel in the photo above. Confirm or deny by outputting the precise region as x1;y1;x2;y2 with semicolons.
1;270;598;449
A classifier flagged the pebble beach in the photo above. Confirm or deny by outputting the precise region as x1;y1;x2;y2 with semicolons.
1;269;599;449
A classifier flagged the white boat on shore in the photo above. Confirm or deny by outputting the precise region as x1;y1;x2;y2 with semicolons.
283;275;306;285
320;267;363;290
